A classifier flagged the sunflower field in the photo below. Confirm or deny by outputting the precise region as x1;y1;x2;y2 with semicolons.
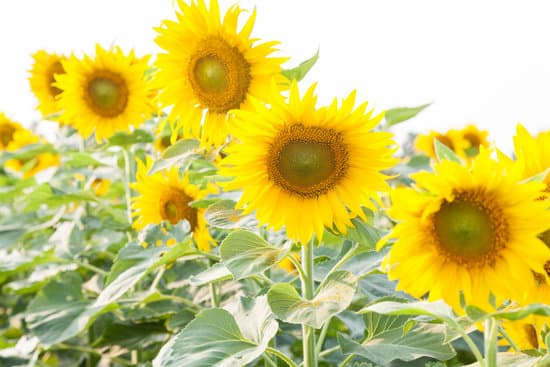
2;1;550;366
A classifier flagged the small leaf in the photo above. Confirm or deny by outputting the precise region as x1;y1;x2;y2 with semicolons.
493;303;550;321
384;103;431;126
153;296;277;367
149;139;200;175
346;217;381;249
63;152;105;168
204;200;257;230
220;230;290;279
282;50;319;82
434;139;461;163
359;300;455;323
268;270;357;329
188;262;232;286
107;129;153;147
0;143;56;165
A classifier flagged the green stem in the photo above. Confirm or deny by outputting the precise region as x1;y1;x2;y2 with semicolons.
160;294;202;312
301;239;317;367
286;251;306;285
121;148;133;225
315;317;331;356
498;325;520;352
339;354;355;367
263;353;278;367
150;267;165;291
75;260;108;276
195;249;221;261
318;345;339;359
451;321;486;367
265;347;298;367
484;317;498;367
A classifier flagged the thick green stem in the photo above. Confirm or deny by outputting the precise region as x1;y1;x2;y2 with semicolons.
315;317;331;356
301;240;317;367
451;320;486;367
265;347;298;367
484;317;498;367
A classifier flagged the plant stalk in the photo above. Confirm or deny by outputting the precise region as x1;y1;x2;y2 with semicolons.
301;239;317;367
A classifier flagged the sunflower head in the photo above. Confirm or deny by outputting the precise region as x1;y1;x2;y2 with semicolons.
0;113;23;150
3;128;60;178
154;0;288;147
29;50;67;117
511;124;550;194
55;44;154;142
221;81;397;244
131;157;217;251
384;148;550;311
458;124;489;156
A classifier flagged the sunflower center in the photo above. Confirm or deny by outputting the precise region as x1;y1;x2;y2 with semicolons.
433;190;508;265
523;324;539;349
188;36;251;113
159;188;198;230
268;124;349;198
48;61;65;97
0;124;16;147
86;71;129;117
463;132;481;149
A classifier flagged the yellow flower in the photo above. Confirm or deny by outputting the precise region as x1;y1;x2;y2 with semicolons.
383;148;550;311
458;124;489;157
154;0;287;147
55;45;154;142
0;113;23;150
91;178;111;197
28;50;66;117
414;130;464;159
131;157;217;251
511;124;550;191
501;315;548;351
4;129;60;178
277;253;300;274
221;82;397;244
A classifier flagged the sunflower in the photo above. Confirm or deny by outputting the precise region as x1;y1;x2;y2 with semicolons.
414;130;464;159
501;315;549;351
131;157;217;251
382;148;550;311
510;124;550;192
458;124;489;157
28;50;66;117
55;45;154;142
221;82;397;244
3;128;60;178
0;113;23;150
154;0;287;147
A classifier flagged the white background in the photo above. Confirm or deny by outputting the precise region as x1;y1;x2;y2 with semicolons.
1;0;550;153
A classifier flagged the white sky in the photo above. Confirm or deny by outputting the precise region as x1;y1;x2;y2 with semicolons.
2;0;550;153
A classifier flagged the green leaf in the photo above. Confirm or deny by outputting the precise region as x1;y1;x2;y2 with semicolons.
384;103;431;126
25;272;117;346
188;262;232;286
493;303;550;321
338;320;455;365
203;200;257;230
92;321;168;349
359;300;455;326
149;139;200;174
153;296;277;367
268;270;357;329
345;217;381;249
463;352;541;367
0;143;56;165
63;152;105;168
282;50;319;82
434;139;461;163
220;230;290;280
106;129;153;147
3;264;77;295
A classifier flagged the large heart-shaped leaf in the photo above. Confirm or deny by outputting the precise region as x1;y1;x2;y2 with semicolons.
153;296;277;367
268;270;357;329
220;230;290;280
338;314;455;365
